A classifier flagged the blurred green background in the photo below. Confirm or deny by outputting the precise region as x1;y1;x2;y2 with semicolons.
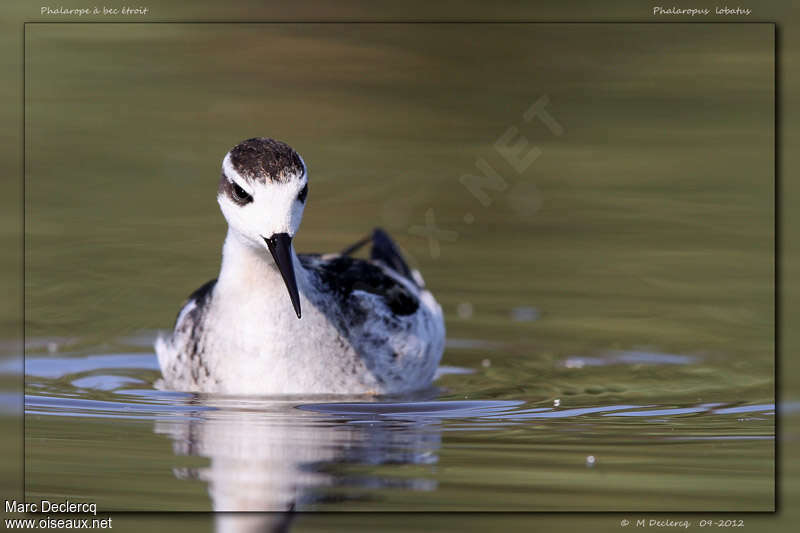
1;0;796;532
24;22;773;363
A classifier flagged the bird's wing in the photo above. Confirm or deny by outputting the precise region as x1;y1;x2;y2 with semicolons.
173;278;217;329
339;228;417;287
299;254;420;318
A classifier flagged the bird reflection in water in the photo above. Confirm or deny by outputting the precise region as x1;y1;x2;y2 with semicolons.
154;396;442;532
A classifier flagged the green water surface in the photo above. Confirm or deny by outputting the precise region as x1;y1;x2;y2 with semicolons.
23;23;774;514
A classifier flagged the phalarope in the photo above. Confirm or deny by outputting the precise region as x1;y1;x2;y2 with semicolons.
156;138;446;395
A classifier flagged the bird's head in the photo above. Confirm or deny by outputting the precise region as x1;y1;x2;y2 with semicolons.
217;137;309;318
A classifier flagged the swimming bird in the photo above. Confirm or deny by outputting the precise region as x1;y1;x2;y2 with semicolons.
156;138;445;395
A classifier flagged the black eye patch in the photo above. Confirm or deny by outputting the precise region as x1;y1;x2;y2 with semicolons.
297;184;308;203
231;182;253;204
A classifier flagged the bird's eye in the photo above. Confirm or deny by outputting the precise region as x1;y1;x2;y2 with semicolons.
297;184;308;203
231;182;253;204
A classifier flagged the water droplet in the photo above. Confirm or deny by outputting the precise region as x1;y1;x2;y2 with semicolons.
507;182;543;219
586;455;597;467
456;302;473;319
511;306;539;322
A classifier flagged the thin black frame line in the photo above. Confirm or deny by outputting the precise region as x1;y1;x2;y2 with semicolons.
21;20;26;502
773;22;781;514
20;20;779;514
23;20;774;24
96;510;780;515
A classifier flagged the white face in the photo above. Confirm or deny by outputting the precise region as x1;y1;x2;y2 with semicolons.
217;152;308;249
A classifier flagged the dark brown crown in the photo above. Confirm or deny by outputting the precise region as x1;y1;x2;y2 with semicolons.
227;138;305;183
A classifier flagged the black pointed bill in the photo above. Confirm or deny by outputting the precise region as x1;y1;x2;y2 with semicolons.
264;233;302;319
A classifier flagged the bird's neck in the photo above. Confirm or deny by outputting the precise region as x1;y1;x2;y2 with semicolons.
217;228;303;294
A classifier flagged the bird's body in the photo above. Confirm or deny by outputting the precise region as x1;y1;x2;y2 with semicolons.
156;138;445;395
